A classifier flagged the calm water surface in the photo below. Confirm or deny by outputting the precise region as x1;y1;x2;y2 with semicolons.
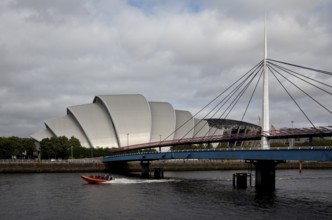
0;169;331;220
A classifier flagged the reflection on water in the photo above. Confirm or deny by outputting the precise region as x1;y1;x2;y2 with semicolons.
0;170;331;220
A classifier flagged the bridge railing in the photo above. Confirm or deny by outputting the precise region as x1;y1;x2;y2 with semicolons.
110;126;332;153
106;146;332;159
267;126;332;138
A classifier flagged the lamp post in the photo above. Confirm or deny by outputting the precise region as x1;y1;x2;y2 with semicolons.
291;121;294;148
159;134;162;152
127;133;130;146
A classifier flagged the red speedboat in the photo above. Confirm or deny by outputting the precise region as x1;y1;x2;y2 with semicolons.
81;175;113;184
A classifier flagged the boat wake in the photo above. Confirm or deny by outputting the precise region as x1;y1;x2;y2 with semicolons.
105;178;178;184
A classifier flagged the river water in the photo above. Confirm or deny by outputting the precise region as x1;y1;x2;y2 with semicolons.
0;169;331;220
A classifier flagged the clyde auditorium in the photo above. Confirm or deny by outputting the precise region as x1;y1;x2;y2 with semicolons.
31;94;260;148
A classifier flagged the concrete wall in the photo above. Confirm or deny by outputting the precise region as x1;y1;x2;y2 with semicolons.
0;160;106;173
1;159;332;173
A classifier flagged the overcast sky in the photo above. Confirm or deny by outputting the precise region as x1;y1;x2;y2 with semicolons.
1;0;332;137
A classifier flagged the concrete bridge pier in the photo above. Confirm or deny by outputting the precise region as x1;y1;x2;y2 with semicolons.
249;160;285;190
140;161;164;179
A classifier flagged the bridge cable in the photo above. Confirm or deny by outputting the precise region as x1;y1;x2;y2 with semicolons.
179;62;263;141
267;59;332;129
207;68;263;142
268;65;316;128
241;68;264;122
208;65;263;137
267;59;332;75
169;60;264;143
197;62;263;138
220;67;262;122
268;64;332;114
268;61;332;93
162;60;264;143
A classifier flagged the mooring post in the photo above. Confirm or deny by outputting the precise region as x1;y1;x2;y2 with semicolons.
249;172;252;186
233;173;248;189
153;168;164;179
140;161;150;178
233;174;236;188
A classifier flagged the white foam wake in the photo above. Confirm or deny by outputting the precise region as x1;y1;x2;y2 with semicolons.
106;178;177;184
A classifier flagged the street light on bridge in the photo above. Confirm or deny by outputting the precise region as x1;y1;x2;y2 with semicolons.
291;121;294;148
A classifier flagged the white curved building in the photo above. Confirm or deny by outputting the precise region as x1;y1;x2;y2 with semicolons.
31;94;261;149
149;102;176;142
68;103;117;148
94;94;152;147
45;114;90;147
32;94;202;148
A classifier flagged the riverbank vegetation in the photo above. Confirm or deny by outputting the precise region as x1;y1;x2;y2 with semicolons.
0;137;35;159
39;136;113;159
0;136;111;159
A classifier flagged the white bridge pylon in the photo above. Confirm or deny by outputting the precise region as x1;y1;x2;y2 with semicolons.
261;20;270;149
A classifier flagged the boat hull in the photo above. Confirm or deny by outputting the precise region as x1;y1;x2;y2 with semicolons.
81;175;112;184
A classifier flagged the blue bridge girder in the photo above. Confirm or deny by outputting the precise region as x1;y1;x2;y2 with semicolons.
103;148;332;163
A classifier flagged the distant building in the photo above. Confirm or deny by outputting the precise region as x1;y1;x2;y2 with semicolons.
206;119;261;147
31;94;260;148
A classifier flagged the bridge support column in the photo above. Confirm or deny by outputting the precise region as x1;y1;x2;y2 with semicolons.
140;161;150;178
248;160;285;190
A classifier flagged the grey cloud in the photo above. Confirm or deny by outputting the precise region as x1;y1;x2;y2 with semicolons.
0;0;331;137
10;0;93;23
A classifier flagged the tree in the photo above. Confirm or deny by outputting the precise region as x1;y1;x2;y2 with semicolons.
0;137;36;159
40;138;53;159
38;136;120;159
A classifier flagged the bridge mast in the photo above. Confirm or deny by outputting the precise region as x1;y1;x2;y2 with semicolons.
261;19;270;149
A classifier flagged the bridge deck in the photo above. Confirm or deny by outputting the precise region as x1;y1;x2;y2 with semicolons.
104;147;332;163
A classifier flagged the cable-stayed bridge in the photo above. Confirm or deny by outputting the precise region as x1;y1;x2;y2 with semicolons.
104;52;332;189
105;58;332;153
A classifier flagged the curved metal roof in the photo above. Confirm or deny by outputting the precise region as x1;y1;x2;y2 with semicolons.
94;94;152;147
45;115;90;147
31;128;54;142
149;102;176;142
174;110;194;139
67;103;118;148
194;119;210;137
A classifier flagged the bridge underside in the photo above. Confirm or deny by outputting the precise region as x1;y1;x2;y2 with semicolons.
103;149;332;163
104;149;332;190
